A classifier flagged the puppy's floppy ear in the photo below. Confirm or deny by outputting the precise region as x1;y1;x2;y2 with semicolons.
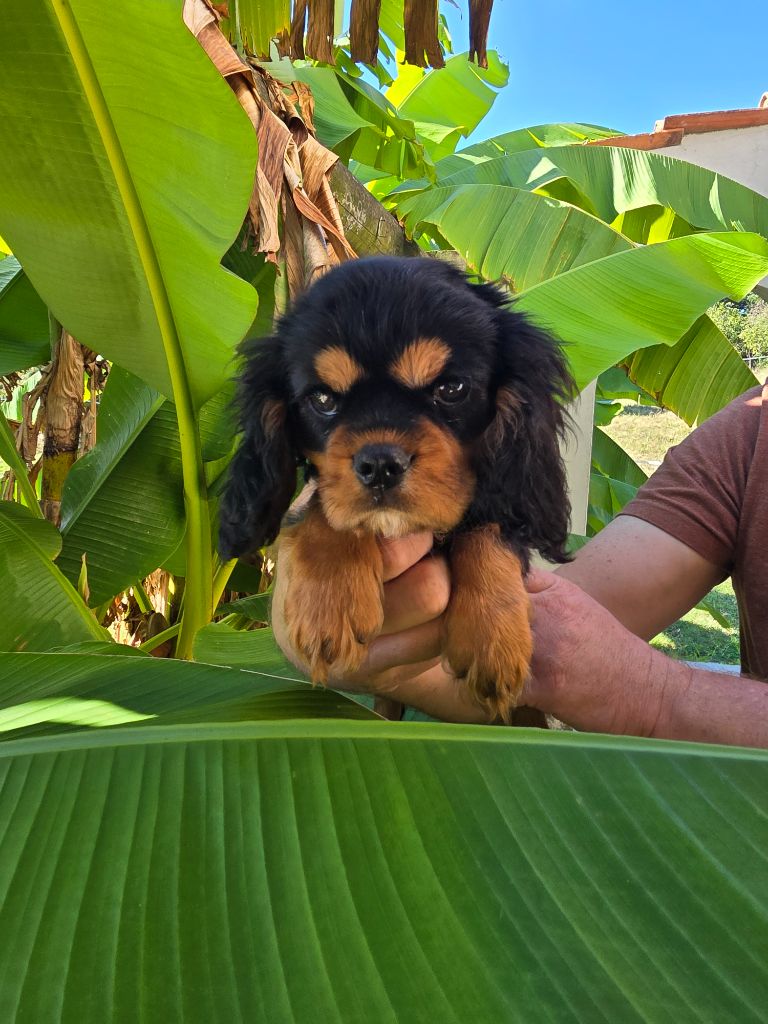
472;291;574;566
218;336;297;560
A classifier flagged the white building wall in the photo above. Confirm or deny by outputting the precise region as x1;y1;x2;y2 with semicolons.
661;124;768;196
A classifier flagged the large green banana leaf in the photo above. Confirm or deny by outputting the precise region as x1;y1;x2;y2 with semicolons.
342;54;512;183
0;691;766;1022
402;144;768;238
395;191;768;395
424;121;623;180
516;233;768;389
398;184;632;289
57;368;236;606
0;0;261;647
0;502;106;652
0;0;257;408
386;51;509;138
462;122;624;155
0;651;371;740
0;257;50;374
621;315;759;425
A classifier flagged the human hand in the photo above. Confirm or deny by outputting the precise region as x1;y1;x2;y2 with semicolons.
522;568;675;735
272;533;676;732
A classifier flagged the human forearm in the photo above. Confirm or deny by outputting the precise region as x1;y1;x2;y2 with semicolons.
526;569;768;747
556;517;725;640
652;661;768;747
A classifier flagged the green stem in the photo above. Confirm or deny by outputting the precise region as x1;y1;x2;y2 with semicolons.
132;580;152;614
230;0;244;54
0;412;42;517
50;1;213;658
212;557;237;612
175;449;213;659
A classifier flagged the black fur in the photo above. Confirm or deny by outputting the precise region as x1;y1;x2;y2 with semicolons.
462;294;573;570
218;256;574;565
218;335;296;559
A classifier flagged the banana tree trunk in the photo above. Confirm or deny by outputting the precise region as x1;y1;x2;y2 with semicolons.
329;162;419;258
41;327;85;526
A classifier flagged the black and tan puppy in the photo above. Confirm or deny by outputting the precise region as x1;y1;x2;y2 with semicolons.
219;256;573;721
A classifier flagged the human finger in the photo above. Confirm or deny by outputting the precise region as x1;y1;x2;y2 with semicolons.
383;663;492;724
524;567;560;595
356;618;445;678
378;532;434;581
379;553;450;635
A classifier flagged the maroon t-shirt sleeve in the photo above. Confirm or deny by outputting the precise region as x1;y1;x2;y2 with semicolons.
618;386;765;572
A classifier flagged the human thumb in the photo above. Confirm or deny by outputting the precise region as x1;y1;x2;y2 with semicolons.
524;567;559;595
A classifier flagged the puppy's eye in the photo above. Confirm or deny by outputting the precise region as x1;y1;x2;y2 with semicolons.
307;388;338;417
432;379;469;406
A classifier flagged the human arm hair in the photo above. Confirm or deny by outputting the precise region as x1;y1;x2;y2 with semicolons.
555;514;726;640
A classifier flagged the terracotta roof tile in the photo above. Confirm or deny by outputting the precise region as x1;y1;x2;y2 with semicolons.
586;98;768;150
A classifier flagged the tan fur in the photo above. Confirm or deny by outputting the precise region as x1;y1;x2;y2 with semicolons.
390;338;451;390
307;418;475;536
280;500;384;682
444;525;532;722
314;346;365;394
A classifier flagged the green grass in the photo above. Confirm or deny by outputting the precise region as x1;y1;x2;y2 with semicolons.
602;405;741;667
651;580;740;665
602;405;691;474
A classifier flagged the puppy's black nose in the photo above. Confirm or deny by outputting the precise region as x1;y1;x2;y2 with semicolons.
353;444;411;490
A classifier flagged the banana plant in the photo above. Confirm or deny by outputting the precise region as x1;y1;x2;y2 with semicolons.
0;0;259;657
1;4;768;1018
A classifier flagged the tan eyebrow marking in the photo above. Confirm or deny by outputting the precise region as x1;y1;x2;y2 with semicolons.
313;346;365;394
390;338;452;390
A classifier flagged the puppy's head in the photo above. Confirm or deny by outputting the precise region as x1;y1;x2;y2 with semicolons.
219;257;573;562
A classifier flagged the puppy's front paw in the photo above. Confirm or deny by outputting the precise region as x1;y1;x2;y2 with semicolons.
445;526;533;723
444;598;532;723
284;564;384;683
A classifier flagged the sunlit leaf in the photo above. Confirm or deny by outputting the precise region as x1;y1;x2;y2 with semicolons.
0;0;257;406
620;315;759;426
517;233;768;390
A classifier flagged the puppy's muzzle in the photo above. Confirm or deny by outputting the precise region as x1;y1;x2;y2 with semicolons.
352;444;412;492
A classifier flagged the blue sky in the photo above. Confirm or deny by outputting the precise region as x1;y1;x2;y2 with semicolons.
442;0;765;139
